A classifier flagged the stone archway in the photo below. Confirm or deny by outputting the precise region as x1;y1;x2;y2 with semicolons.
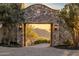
16;4;73;47
21;4;60;47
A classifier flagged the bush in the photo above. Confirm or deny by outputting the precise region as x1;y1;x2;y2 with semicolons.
63;39;74;46
34;38;50;45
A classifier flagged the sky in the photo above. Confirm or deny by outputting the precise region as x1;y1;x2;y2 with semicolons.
24;3;66;10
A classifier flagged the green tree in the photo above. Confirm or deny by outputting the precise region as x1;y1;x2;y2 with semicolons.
0;3;24;46
60;3;79;47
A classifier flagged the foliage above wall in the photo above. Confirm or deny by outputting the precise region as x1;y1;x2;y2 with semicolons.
0;3;24;23
60;3;79;32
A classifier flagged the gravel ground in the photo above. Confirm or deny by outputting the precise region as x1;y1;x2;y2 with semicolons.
0;44;79;56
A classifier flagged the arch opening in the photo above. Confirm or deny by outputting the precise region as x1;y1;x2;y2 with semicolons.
23;23;53;48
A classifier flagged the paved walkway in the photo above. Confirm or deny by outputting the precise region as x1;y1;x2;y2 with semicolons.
0;44;79;56
29;43;50;48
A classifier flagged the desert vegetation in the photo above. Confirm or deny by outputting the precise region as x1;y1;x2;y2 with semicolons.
26;24;50;46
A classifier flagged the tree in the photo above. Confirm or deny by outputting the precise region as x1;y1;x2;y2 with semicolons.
0;3;24;46
26;24;38;46
60;3;79;47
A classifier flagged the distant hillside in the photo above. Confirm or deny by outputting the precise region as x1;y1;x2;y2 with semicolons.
33;28;50;40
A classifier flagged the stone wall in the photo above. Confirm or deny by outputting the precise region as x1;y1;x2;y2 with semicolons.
0;24;17;46
24;4;59;23
0;26;3;43
59;19;73;45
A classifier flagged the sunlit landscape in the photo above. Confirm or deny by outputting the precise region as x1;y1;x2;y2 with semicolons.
25;24;51;46
30;24;51;32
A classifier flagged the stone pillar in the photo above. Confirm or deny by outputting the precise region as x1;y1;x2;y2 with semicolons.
52;23;59;46
17;23;24;47
21;24;25;47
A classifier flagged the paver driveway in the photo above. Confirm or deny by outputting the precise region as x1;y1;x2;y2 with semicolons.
0;44;79;56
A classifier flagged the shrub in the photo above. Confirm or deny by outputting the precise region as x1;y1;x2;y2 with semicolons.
34;38;50;45
63;39;74;46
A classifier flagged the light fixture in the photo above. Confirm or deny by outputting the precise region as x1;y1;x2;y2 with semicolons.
0;24;2;28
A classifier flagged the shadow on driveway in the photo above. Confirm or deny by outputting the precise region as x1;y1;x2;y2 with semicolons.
54;45;79;50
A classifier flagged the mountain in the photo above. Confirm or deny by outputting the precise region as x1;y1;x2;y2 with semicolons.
33;28;50;40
